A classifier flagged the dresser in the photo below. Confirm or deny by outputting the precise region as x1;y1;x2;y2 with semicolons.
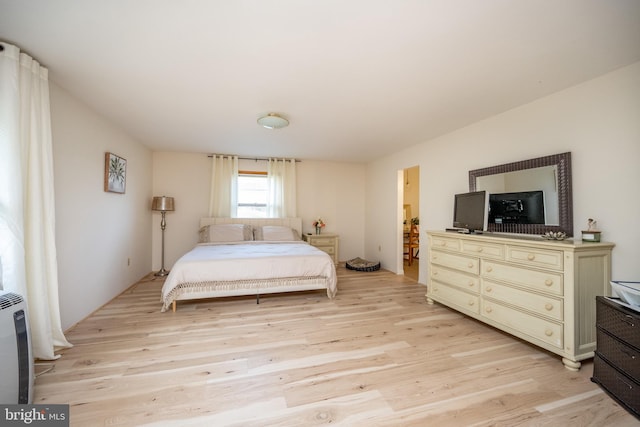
592;296;640;419
426;231;614;370
302;233;339;265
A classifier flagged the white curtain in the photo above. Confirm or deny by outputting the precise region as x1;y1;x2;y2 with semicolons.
0;42;72;359
267;158;297;218
208;155;238;217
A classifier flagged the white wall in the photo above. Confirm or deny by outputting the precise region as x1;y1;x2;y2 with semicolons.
51;82;152;330
151;154;366;270
151;152;210;270
366;62;640;284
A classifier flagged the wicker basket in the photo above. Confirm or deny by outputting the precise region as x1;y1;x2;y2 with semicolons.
592;354;640;419
596;297;640;346
596;328;640;379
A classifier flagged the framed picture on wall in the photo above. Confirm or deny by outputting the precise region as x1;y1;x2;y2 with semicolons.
104;152;126;193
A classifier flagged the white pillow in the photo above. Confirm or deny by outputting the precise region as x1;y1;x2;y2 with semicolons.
199;224;253;243
255;225;299;241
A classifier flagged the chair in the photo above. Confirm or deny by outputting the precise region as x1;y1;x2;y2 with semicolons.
403;224;420;266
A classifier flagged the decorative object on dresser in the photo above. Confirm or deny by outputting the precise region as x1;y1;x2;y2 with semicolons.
313;218;326;234
582;218;602;242
303;233;339;265
542;231;567;241
151;196;175;277
591;296;640;420
426;230;614;370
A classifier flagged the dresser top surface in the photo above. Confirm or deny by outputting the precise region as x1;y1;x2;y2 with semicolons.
427;230;614;250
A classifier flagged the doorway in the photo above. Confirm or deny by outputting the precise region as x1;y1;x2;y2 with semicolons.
402;166;419;281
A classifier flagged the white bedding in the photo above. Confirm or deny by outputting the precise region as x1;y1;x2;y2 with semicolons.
161;241;337;311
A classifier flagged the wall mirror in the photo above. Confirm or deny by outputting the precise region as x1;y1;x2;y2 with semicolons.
469;152;573;236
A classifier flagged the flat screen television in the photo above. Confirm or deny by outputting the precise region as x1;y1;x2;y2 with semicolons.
489;190;545;225
452;190;488;233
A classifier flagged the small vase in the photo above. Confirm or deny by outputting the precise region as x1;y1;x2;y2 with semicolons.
316;226;321;235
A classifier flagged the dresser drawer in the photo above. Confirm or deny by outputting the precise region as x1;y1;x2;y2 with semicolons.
482;261;563;296
430;282;480;315
461;241;505;260
430;235;461;252
481;299;563;349
482;280;563;321
506;245;564;270
306;236;335;246
430;251;478;275
596;328;640;380
315;245;335;255
431;265;479;293
596;297;640;348
592;354;640;418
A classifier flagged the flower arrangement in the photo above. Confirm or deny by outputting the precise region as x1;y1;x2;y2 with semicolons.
313;218;325;234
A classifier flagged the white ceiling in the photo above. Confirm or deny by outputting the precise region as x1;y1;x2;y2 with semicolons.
1;1;639;163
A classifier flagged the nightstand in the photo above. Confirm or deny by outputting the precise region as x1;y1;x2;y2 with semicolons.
303;233;339;265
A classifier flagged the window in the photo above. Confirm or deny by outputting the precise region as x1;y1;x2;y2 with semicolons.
237;172;268;217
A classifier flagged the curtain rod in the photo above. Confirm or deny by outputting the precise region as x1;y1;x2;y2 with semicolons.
207;154;301;162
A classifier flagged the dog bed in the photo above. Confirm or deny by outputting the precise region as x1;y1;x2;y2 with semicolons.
346;257;380;272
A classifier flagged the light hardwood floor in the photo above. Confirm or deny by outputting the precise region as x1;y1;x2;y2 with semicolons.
403;258;419;281
35;267;638;426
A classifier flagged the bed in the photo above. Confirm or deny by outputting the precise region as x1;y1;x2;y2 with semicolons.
160;218;337;312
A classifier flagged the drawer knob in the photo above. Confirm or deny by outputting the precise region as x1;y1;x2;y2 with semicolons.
468;281;474;287
433;271;438;276
468;300;475;306
623;314;635;327
621;348;636;360
545;303;553;311
486;286;492;292
440;241;446;246
545;329;553;337
544;279;553;286
477;247;483;253
486;266;493;273
527;254;536;261
485;307;492;313
468;262;474;269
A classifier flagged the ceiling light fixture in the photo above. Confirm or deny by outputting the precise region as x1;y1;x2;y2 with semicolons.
257;113;289;129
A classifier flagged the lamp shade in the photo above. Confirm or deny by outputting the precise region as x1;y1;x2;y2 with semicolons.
152;196;175;212
257;113;289;129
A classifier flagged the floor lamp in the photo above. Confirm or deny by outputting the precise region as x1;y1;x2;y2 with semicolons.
152;196;175;277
